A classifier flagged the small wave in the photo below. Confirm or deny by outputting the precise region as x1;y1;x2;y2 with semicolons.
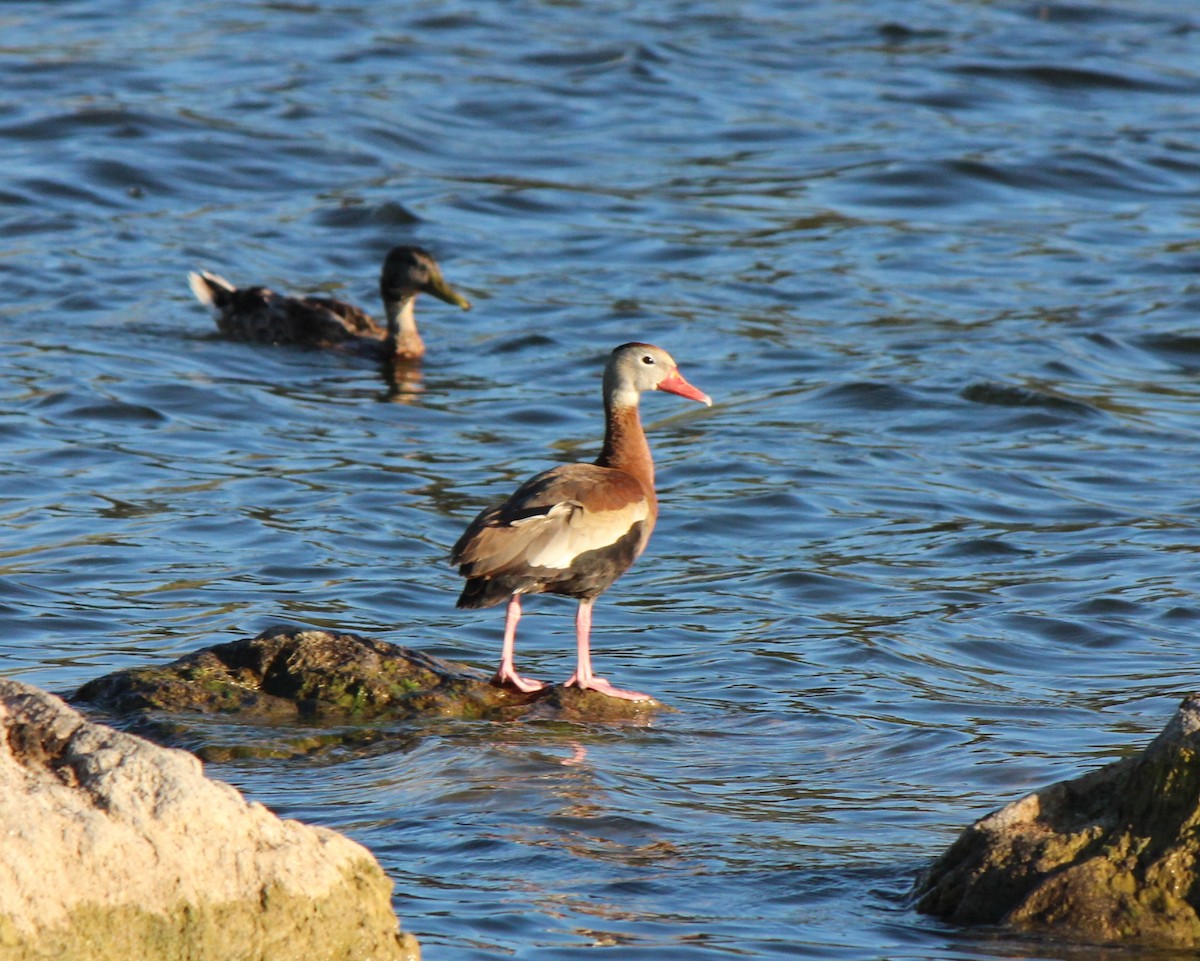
1000;612;1128;649
960;382;1098;417
937;537;1033;560
843;159;1012;209
59;400;168;426
313;201;421;229
843;149;1193;212
522;44;631;70
0;106;187;143
1136;333;1200;358
877;23;953;42
952;62;1192;95
815;381;925;411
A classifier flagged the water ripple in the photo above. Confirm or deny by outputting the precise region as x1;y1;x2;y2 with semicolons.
3;1;1200;959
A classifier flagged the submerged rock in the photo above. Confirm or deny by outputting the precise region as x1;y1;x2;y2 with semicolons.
0;678;416;961
916;694;1200;948
73;626;665;755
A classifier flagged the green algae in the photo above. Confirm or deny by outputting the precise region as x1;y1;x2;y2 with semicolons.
0;864;417;961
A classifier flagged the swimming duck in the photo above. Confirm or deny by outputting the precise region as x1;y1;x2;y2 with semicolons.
451;342;711;702
188;245;471;361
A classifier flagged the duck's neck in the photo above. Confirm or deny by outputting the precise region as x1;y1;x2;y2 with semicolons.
384;297;424;360
595;397;655;499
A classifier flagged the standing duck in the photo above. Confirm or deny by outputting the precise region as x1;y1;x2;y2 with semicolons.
451;342;711;702
188;245;471;361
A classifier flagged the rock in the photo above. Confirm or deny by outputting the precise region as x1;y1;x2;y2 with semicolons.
75;626;503;720
0;679;417;961
915;694;1200;948
73;626;666;757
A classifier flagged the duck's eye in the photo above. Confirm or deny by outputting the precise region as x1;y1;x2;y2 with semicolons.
641;355;655;365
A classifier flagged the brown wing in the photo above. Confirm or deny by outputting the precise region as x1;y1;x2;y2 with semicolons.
191;271;385;346
451;463;653;580
300;296;384;339
203;286;379;346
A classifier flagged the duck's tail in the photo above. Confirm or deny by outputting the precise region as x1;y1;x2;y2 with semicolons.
187;270;236;309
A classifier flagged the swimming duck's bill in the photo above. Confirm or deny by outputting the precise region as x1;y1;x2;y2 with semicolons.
426;273;472;310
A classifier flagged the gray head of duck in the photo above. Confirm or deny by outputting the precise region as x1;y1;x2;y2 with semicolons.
379;246;471;311
604;342;712;409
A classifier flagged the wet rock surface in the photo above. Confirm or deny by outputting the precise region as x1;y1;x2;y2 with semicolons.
916;694;1200;948
72;626;667;757
0;678;416;961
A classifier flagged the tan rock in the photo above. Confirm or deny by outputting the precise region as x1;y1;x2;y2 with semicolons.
0;678;417;961
916;694;1200;947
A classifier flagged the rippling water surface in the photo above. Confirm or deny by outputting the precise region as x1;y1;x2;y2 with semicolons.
5;1;1200;958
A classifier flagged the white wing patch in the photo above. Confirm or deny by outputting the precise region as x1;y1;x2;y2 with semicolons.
187;270;234;307
518;499;650;571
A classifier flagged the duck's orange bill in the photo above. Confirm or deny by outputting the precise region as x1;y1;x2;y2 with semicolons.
658;371;712;407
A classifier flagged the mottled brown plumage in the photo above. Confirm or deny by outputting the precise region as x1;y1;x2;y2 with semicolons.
451;342;712;701
188;245;470;360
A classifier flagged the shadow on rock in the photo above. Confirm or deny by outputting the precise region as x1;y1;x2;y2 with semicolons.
72;626;669;759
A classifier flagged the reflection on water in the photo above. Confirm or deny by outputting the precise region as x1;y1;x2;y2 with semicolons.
3;0;1200;958
382;359;425;403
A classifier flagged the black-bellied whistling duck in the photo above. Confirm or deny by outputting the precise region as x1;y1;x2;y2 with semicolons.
187;245;471;361
451;342;712;702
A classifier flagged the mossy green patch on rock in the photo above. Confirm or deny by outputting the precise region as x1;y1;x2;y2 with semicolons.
916;694;1200;948
75;627;505;721
0;867;417;961
72;627;671;755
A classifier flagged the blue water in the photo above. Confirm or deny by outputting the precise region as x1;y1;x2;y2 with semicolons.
4;1;1200;957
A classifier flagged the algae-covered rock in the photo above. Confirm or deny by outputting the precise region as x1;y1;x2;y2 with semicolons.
0;678;416;961
916;694;1200;948
74;626;665;753
75;626;501;720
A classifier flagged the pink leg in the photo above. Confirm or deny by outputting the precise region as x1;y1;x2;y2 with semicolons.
564;598;652;702
492;594;546;693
